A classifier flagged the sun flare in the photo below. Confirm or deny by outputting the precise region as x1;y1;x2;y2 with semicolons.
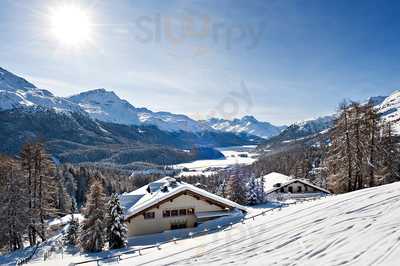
49;4;92;47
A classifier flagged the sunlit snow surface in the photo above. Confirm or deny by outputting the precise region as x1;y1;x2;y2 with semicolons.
176;149;258;172
22;181;400;266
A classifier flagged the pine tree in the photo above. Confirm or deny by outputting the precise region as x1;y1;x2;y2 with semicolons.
21;142;58;244
246;176;258;205
226;168;247;205
257;176;265;204
0;156;28;251
379;122;400;184
64;200;79;246
107;193;128;249
325;102;354;193
216;178;227;198
79;179;108;252
325;102;393;193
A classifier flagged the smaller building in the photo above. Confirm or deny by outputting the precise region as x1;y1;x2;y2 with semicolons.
262;172;330;201
120;177;246;237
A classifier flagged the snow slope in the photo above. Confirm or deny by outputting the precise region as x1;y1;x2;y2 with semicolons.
0;67;82;112
376;90;400;134
23;181;400;266
118;182;400;266
204;116;285;139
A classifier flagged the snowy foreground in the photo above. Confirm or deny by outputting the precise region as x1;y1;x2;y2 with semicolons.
5;181;400;266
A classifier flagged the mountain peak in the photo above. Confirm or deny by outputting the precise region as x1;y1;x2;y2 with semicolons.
68;88;123;104
205;115;283;139
0;67;37;92
241;115;257;122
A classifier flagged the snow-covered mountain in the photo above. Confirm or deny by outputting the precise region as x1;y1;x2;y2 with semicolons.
0;67;212;133
204;116;285;139
375;90;400;133
67;89;212;132
0;67;82;112
290;115;335;136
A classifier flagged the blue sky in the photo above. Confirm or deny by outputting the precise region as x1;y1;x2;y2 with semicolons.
1;0;400;125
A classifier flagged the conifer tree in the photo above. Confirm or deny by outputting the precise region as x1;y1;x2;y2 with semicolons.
64;200;79;246
258;176;265;203
0;156;28;251
21;142;57;244
216;178;227;198
107;193;128;249
246;176;258;205
379;123;400;184
80;179;108;252
226;168;247;205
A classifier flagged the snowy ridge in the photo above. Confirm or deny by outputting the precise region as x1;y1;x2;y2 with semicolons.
0;68;212;133
67;89;212;132
0;67;36;92
376;90;400;134
292;115;335;134
204;115;285;139
0;68;82;113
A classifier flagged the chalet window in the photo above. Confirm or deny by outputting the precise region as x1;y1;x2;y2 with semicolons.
170;222;187;230
280;187;284;193
144;212;155;219
288;186;293;193
297;186;302;193
163;208;194;218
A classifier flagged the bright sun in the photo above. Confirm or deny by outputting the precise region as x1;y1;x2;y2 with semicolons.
49;4;92;47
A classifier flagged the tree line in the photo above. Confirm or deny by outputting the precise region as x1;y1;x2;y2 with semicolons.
325;102;400;193
251;101;400;194
0;143;129;252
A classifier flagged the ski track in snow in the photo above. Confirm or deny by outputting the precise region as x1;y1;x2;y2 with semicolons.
21;182;400;266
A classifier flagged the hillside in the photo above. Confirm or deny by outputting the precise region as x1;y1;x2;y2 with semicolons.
13;181;400;266
0;107;260;166
116;182;400;266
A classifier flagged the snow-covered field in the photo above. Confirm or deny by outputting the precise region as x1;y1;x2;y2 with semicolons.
15;181;400;266
176;147;258;176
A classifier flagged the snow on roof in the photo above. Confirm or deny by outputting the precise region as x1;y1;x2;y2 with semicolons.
195;210;235;219
121;176;247;220
261;172;330;194
261;172;293;192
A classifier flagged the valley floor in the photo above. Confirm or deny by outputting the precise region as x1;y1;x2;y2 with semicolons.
9;182;400;266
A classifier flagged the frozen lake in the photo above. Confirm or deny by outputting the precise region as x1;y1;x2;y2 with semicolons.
175;146;258;176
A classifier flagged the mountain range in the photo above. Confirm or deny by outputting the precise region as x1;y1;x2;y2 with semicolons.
0;67;284;138
2;66;400;166
203;116;286;139
0;67;265;166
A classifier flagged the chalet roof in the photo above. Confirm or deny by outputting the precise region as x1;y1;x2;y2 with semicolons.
262;172;331;194
120;176;247;220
